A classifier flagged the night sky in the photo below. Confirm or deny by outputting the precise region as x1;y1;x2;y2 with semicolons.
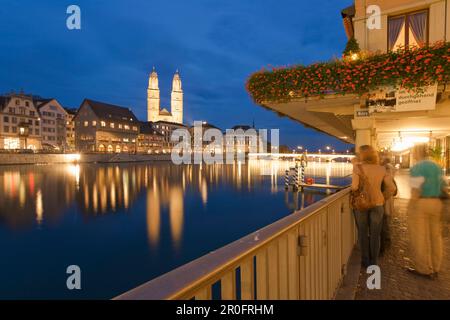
0;0;353;150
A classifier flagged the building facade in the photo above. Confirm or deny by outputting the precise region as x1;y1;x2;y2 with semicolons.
137;122;165;154
34;98;68;151
74;99;139;153
248;0;450;170
0;93;42;150
152;120;187;149
147;68;183;124
65;108;77;151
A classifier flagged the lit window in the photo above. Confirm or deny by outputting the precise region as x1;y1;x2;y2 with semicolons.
124;125;130;130
388;11;428;51
132;126;137;131
119;124;123;129
84;121;89;127
110;123;115;128
101;121;106;127
92;120;97;126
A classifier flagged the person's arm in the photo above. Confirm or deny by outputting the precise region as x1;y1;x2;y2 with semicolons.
352;166;360;191
383;171;397;197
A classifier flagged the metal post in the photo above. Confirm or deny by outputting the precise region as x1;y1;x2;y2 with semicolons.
293;165;299;191
284;169;289;190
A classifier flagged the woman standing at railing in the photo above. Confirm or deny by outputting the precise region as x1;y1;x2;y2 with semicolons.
352;145;396;268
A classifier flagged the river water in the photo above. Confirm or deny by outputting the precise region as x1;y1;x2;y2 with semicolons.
0;160;352;299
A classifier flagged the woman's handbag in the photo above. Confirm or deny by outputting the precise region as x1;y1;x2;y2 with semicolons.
350;164;375;212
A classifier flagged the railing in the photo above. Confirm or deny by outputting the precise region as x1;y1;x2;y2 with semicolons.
115;188;356;300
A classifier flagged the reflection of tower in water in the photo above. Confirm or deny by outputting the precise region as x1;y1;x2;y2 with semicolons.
146;176;160;248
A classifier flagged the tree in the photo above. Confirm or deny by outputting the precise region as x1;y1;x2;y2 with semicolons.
343;37;360;57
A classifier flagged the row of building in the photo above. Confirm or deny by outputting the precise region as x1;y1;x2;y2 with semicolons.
0;91;256;154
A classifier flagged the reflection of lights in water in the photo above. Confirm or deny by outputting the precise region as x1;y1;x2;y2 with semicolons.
67;164;80;188
92;184;98;213
170;186;184;250
110;183;116;211
19;181;26;208
200;177;208;205
101;184;107;213
146;187;160;248
84;183;90;209
123;171;129;209
36;189;43;224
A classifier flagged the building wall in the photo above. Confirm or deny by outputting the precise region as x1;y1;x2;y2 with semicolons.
354;0;448;52
74;102;139;153
39;100;68;150
0;94;42;150
74;103;98;152
137;133;165;153
66;113;76;151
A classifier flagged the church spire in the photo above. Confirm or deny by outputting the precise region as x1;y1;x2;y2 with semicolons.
148;67;159;90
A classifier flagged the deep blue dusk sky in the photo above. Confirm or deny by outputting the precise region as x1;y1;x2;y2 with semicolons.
0;0;353;150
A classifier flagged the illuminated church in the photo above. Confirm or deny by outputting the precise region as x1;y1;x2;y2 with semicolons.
147;68;183;124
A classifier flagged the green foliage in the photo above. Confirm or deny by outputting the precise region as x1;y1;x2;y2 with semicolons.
343;37;360;56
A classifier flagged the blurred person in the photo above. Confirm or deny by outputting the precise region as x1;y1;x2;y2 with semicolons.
380;157;397;254
352;145;396;267
407;145;444;278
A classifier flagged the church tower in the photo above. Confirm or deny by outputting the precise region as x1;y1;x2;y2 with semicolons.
147;67;160;122
171;70;183;124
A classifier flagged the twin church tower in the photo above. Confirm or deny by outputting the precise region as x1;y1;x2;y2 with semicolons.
147;68;183;124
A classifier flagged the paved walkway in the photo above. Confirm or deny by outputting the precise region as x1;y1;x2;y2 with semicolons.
355;172;450;300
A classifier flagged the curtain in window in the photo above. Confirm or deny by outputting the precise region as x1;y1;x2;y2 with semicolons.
388;16;405;50
409;12;427;47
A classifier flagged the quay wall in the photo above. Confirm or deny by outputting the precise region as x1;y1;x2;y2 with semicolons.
0;153;172;165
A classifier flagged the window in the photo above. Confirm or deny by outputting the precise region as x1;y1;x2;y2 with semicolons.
19;107;25;115
124;125;130;130
15;99;19;105
25;101;29;107
132;126;138;131
92;120;97;126
101;121;106;127
12;127;17;133
388;10;428;51
9;107;14;114
12;117;17;124
118;124;123;129
4;126;9;133
110;123;115;128
35;129;39;135
84;121;89;127
3;116;9;122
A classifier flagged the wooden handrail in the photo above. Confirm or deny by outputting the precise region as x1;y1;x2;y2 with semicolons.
115;187;352;300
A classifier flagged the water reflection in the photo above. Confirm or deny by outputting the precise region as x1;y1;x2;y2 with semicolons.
0;160;352;243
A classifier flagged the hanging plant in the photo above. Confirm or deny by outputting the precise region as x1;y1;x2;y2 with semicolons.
246;41;450;104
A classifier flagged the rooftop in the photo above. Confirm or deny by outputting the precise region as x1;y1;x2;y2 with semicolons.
82;98;138;122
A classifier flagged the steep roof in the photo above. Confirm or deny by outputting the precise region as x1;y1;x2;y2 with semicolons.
82;99;138;122
139;121;164;135
33;98;53;109
232;125;253;131
341;4;355;18
0;95;8;110
152;120;187;127
159;108;172;116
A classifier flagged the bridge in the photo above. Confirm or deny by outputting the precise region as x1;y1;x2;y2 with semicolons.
248;152;355;162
